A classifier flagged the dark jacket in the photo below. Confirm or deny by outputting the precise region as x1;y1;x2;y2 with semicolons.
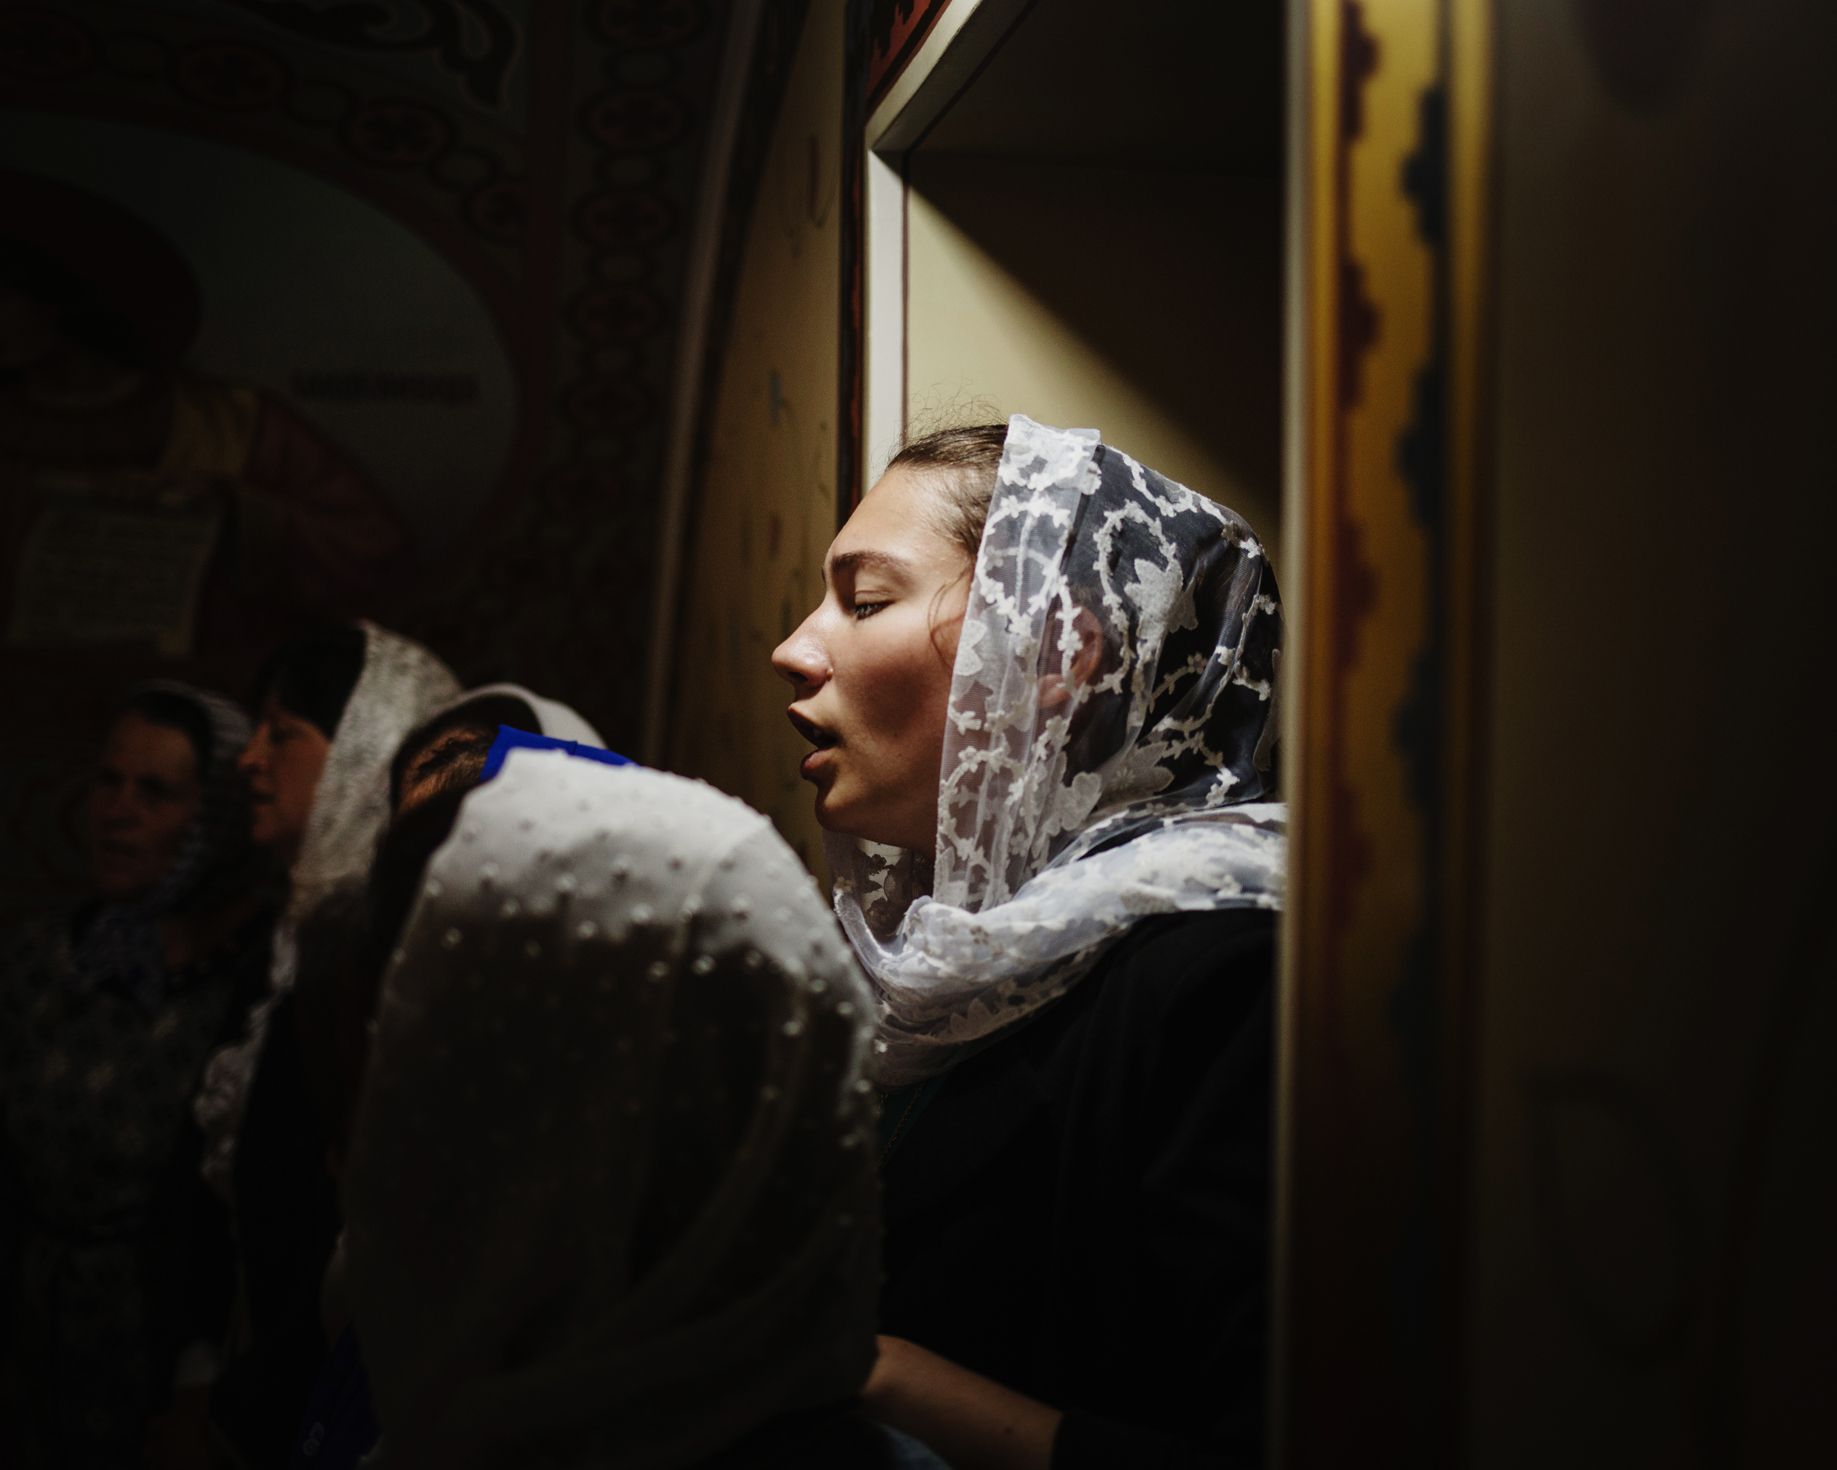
212;990;343;1468
879;908;1276;1470
0;903;274;1467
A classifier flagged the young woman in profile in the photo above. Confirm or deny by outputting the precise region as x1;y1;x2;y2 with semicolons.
772;417;1286;1470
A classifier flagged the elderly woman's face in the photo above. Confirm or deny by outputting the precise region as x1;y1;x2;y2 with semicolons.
89;713;203;900
771;466;970;853
239;691;332;867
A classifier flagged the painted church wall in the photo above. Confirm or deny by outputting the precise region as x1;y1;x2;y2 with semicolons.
1469;0;1836;1462
0;0;741;934
665;1;843;879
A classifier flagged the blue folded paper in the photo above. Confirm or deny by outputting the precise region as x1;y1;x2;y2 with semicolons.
480;724;635;782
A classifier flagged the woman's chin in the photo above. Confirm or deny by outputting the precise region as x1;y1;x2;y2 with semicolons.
812;790;874;842
810;790;848;835
813;797;931;854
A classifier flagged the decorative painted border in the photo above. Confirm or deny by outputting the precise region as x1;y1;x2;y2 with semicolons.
1275;0;1496;1461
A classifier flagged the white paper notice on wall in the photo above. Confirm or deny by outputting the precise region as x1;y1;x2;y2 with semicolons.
8;489;224;659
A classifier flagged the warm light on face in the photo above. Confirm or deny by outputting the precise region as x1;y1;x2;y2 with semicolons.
238;690;332;868
89;712;204;901
770;466;972;854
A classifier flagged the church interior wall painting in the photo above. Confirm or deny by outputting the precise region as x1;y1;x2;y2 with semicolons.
0;0;776;932
0;0;1831;1462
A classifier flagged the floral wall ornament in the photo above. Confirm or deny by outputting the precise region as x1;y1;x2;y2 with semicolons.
222;0;521;108
1278;0;1498;1460
0;6;97;78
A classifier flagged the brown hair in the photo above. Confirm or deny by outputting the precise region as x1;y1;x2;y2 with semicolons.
887;423;1008;563
387;693;538;811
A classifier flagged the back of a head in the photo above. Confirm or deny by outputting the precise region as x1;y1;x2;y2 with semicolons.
342;756;879;1470
388;694;538;814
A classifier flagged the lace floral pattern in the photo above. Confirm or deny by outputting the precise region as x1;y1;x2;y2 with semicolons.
830;417;1287;1086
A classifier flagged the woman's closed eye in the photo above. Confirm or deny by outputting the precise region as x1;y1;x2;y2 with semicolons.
851;598;890;621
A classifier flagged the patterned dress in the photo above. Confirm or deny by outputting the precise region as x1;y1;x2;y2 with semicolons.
0;904;273;1470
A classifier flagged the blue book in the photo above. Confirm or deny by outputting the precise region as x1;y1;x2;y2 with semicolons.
480;724;634;782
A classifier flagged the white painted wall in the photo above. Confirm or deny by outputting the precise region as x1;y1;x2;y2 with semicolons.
903;154;1285;563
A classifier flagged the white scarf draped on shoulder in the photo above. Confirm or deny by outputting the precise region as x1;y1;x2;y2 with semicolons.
830;416;1287;1086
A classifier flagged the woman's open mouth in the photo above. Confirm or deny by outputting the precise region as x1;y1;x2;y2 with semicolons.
787;709;838;779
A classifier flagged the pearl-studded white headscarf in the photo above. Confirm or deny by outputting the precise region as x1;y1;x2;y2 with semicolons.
343;752;881;1470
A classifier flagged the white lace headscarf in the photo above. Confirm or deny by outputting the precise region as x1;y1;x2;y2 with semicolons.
343;753;880;1470
830;416;1287;1086
195;621;459;1193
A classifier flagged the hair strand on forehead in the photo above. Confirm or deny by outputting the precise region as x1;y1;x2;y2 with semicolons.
887;423;1008;564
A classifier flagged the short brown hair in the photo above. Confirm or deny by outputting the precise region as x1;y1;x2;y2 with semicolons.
887;423;1008;563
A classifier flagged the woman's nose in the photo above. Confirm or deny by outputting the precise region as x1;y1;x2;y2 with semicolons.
771;611;829;693
238;729;267;774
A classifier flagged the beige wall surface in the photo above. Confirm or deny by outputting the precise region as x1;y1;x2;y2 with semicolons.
905;155;1285;568
665;2;845;878
1470;0;1836;1463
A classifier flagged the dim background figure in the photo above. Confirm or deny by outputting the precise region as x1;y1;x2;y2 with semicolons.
0;681;278;1469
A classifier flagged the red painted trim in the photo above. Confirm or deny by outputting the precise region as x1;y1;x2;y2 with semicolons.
865;0;955;115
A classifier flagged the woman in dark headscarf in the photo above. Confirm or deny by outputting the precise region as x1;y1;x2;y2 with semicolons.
0;681;280;1469
772;417;1284;1469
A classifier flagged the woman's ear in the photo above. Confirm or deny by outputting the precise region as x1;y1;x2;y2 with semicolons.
1040;607;1106;712
1068;606;1103;686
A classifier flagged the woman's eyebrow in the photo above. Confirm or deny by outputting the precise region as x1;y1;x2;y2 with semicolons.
827;549;914;583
